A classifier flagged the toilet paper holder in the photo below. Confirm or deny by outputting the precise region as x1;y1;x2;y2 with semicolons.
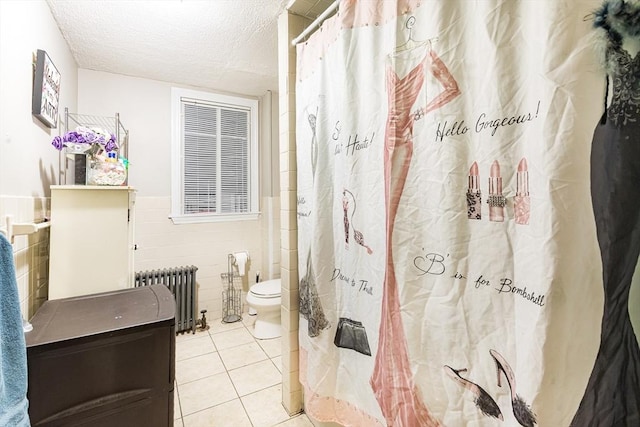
231;251;250;276
222;253;244;323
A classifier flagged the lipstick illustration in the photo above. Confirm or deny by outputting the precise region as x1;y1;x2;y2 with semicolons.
488;160;506;222
515;157;530;225
467;161;481;220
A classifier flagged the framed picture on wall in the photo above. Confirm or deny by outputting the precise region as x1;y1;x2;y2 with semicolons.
32;49;61;128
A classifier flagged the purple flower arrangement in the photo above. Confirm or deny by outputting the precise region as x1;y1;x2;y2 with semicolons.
51;126;118;153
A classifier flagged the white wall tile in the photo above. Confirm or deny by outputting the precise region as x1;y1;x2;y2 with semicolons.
281;227;298;251
0;196;51;320
281;248;298;271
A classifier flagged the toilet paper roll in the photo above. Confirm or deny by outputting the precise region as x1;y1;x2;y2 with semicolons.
233;252;249;276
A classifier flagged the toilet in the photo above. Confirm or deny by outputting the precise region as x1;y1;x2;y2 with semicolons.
246;278;281;339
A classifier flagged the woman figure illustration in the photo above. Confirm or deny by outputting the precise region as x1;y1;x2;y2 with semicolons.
300;106;330;337
572;2;640;424
369;16;461;426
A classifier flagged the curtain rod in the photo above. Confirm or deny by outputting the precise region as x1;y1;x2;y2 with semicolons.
291;0;340;46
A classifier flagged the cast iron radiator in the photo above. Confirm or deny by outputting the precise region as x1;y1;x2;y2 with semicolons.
135;266;198;334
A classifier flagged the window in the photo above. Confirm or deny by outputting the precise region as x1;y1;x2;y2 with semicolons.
171;88;259;223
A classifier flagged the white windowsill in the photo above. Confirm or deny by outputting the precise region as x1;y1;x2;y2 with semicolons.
169;212;261;224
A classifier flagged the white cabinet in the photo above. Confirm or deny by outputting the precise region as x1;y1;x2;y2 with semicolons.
48;185;136;299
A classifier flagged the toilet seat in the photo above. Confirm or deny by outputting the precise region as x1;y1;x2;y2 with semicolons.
250;280;281;298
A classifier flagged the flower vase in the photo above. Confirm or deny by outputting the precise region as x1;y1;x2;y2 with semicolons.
86;155;127;186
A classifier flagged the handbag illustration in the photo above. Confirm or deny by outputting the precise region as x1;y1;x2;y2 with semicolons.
334;317;371;356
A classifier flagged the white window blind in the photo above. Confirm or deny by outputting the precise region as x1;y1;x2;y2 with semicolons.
171;88;258;223
220;108;249;213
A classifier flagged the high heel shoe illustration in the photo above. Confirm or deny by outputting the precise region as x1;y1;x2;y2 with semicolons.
343;189;373;254
489;349;537;427
443;365;503;420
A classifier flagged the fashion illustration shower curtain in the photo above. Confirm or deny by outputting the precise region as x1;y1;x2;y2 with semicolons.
295;0;640;426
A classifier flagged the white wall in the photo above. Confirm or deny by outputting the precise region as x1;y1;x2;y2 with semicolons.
77;70;173;195
0;0;77;318
261;90;282;279
261;90;281;198
77;70;280;318
0;0;77;197
0;0;282;323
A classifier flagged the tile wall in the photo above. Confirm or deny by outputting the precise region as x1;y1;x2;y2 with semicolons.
134;196;280;321
261;196;282;283
0;196;50;320
277;10;310;417
0;191;280;334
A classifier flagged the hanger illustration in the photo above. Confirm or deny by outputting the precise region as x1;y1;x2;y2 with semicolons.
394;16;438;54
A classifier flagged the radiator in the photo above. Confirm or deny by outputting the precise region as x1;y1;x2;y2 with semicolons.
135;266;198;334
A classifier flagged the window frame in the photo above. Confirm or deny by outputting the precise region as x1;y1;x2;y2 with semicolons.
170;87;259;224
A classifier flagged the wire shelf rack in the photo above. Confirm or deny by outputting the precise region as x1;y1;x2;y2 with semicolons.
221;254;243;323
60;108;129;185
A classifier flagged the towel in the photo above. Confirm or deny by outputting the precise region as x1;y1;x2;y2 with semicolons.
0;233;30;426
233;251;249;276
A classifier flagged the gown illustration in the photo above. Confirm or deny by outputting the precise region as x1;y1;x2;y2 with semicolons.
572;2;640;425
299;110;331;338
369;23;460;426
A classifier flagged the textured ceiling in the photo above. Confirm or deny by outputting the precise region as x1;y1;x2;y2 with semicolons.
46;0;295;96
287;0;336;20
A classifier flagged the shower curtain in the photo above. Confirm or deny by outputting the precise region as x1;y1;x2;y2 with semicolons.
295;0;639;426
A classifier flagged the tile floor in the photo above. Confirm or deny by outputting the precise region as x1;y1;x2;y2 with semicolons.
174;315;313;427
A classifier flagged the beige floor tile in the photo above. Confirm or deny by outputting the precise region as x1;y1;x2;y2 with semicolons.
273;414;314;427
178;372;238;416
241;384;290;427
175;418;184;427
242;314;257;327
176;335;216;361
211;327;255;351
271;356;282;373
257;336;282;358
228;359;282;397
208;318;246;335
182;399;252;427
174;384;182;420
177;352;227;385
176;330;206;344
218;342;269;371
